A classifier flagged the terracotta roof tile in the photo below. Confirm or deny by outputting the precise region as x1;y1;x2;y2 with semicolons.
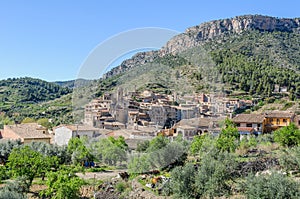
233;114;265;123
5;123;50;139
264;111;294;118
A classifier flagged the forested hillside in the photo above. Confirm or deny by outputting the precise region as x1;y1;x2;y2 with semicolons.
92;29;300;100
206;30;300;99
0;77;72;126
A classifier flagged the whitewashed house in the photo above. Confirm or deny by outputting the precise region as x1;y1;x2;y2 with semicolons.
54;124;100;146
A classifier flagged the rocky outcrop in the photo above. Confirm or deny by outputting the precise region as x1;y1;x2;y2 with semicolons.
103;51;159;79
161;15;300;55
103;15;300;79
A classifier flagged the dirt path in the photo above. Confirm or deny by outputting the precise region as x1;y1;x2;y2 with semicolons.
76;169;128;181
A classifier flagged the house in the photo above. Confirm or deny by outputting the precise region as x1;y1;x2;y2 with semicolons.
148;105;168;126
176;117;224;134
54;124;100;146
233;111;295;134
237;127;255;140
2;123;51;144
102;121;126;130
232;114;265;134
175;125;198;140
263;111;294;133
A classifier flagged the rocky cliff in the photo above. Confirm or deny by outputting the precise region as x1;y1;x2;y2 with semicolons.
104;15;300;79
161;15;300;55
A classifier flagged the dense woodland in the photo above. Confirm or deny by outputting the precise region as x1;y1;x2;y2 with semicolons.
207;30;300;99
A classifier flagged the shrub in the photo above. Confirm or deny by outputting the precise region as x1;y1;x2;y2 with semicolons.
274;123;300;147
0;180;27;199
279;146;300;172
243;172;300;199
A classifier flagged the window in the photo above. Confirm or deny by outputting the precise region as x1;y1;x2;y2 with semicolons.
246;123;252;127
283;119;287;123
236;123;240;127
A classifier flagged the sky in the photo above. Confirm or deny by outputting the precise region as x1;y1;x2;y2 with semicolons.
0;0;299;81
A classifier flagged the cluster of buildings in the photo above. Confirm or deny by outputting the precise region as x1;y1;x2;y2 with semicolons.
0;88;299;148
83;88;253;130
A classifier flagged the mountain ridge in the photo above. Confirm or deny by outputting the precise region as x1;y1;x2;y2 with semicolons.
103;15;300;79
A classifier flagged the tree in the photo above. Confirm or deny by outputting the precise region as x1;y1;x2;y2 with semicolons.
149;141;187;170
21;117;35;123
136;140;150;152
194;151;236;198
0;180;27;199
0;139;22;164
7;146;58;191
68;137;93;165
146;135;169;152
216;118;239;152
190;135;207;155
27;141;70;164
37;118;52;129
170;163;196;199
274;123;300;147
128;153;151;174
41;167;85;199
129;138;188;173
279;146;300;172
108;136;128;151
89;137;127;166
243;172;300;199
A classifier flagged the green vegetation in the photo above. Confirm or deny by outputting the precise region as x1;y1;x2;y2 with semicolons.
40;167;85;199
0;77;73;127
216;118;239;152
207;30;300;99
0;77;70;108
0;136;131;198
7;146;58;192
243;173;300;199
274;123;300;147
126;119;300;198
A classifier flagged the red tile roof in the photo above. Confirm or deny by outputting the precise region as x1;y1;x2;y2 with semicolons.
237;127;254;132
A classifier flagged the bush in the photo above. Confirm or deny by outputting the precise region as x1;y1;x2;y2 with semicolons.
216;119;239;152
279;146;300;172
170;148;237;198
190;135;206;155
170;163;196;199
243;172;300;199
115;182;128;193
41;167;85;199
274;123;300;147
194;151;236;198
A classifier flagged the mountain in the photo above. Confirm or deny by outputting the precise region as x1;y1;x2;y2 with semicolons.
1;15;300;126
54;79;95;89
100;15;300;99
0;77;72;124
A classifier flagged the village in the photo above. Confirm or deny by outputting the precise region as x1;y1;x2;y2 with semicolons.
1;87;299;150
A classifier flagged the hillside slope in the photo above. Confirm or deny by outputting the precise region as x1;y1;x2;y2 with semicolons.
99;15;300;99
0;77;72;124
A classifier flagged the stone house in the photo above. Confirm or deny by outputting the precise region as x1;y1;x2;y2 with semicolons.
2;123;51;144
233;114;265;134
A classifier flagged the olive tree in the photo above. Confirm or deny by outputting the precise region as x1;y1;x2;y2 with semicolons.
7;146;58;191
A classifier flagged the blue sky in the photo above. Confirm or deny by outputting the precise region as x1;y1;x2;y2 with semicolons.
0;0;299;81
